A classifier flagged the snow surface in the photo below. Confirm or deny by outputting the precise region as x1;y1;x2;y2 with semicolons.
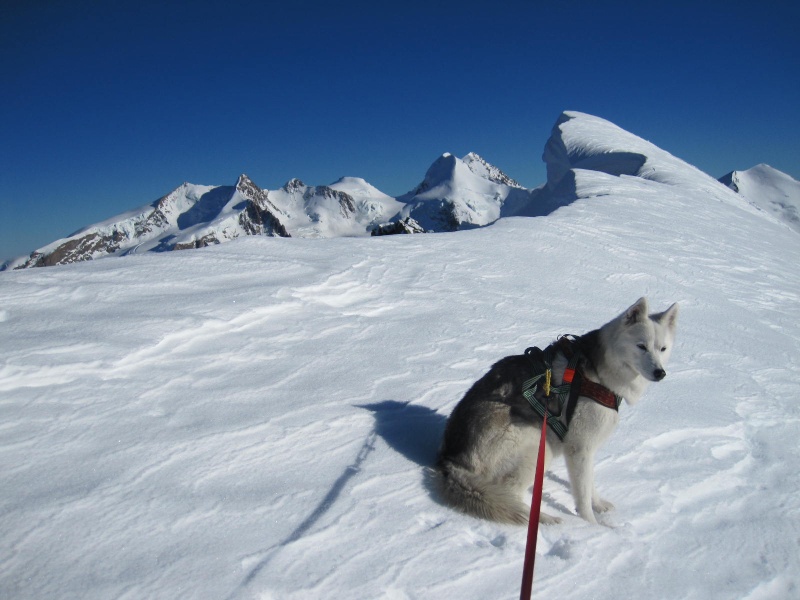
1;112;799;599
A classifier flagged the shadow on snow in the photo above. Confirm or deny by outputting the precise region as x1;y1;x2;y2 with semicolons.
358;400;447;468
232;401;446;596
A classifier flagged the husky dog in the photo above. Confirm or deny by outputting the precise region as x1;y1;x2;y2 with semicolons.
436;297;678;525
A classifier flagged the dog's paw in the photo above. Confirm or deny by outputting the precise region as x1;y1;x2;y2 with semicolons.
539;512;563;525
593;498;615;513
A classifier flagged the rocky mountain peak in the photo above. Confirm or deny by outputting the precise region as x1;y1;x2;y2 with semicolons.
462;152;522;188
283;178;306;193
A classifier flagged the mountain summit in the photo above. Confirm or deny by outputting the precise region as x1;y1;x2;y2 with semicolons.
390;153;534;233
720;164;800;232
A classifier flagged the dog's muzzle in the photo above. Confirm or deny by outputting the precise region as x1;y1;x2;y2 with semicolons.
653;368;666;381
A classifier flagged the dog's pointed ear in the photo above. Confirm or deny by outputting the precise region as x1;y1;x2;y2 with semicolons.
624;297;648;325
655;302;679;330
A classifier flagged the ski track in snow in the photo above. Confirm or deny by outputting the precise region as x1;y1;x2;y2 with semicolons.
2;164;800;596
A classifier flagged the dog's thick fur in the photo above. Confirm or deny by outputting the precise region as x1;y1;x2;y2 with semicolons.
436;297;679;525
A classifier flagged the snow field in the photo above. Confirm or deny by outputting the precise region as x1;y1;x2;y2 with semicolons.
2;116;799;599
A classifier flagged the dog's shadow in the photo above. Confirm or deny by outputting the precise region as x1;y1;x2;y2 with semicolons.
358;401;575;519
357;401;446;468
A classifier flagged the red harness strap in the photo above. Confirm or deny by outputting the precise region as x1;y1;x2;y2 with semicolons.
579;378;620;410
557;336;621;411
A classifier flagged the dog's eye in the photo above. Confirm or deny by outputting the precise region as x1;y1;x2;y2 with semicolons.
661;346;667;352
637;343;647;351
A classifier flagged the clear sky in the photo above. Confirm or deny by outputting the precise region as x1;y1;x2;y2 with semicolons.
2;0;798;262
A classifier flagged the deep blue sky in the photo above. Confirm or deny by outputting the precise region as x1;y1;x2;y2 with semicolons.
2;1;798;262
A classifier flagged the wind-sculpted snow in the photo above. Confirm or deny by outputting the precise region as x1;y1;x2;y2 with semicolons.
542;111;762;208
1;117;799;598
543;112;647;187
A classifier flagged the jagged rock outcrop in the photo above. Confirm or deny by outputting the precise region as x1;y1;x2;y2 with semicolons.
371;217;426;236
235;175;290;238
462;152;522;188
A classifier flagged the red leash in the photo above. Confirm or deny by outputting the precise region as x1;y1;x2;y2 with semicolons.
519;406;548;599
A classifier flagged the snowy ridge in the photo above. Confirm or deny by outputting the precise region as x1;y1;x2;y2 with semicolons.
264;178;391;239
2;154;528;269
1;111;799;598
544;112;760;208
720;163;800;232
6;114;796;271
463;151;523;187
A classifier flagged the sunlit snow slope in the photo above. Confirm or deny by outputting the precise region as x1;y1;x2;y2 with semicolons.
1;112;798;600
720;163;800;233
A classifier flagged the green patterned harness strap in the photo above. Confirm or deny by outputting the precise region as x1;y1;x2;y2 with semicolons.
521;337;584;442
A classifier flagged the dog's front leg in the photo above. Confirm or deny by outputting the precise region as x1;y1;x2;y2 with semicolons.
592;491;615;513
565;448;598;524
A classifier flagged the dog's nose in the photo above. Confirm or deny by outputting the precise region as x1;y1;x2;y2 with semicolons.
654;368;666;381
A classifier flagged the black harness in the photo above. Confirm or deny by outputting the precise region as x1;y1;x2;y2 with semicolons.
523;336;622;441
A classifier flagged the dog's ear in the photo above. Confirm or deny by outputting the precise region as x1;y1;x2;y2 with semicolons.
655;302;679;331
624;297;648;325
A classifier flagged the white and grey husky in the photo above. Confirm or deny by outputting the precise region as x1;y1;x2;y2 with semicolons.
436;297;678;525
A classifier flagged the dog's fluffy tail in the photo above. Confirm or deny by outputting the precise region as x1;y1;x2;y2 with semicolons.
435;461;530;525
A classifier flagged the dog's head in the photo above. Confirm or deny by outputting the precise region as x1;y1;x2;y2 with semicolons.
616;297;679;382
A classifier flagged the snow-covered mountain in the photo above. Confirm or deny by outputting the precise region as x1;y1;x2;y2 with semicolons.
720;163;800;232
2;175;288;269
2;154;531;270
11;120;796;273
2;111;798;600
391;152;536;232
